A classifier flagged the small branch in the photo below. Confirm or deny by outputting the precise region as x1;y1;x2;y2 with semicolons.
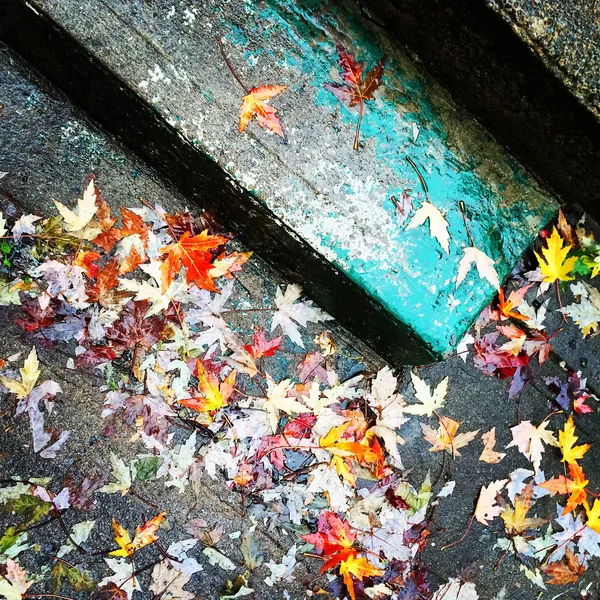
130;486;159;509
217;37;249;94
53;508;85;555
441;513;475;550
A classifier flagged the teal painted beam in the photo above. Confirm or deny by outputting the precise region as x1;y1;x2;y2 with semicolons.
2;0;558;361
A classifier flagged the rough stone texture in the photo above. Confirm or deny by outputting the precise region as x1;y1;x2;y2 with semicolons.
491;0;600;121
2;42;600;600
0;0;557;364
358;0;600;223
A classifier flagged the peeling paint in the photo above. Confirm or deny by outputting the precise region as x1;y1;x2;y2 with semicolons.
32;0;558;358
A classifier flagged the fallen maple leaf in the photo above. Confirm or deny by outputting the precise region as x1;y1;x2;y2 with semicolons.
421;417;479;457
159;230;227;293
561;281;600;336
479;428;506;464
497;285;531;321
179;361;236;416
320;421;382;486
325;42;386;150
243;328;282;359
405;202;450;254
475;479;508;525
507;419;558;472
0;346;40;399
404;372;448;417
261;377;311;433
539;462;589;515
501;483;546;535
0;559;34;600
535;227;577;283
559;415;591;466
54;179;98;233
586;499;600;534
456;247;499;290
338;554;383;600
239;85;287;138
302;511;357;572
541;547;585;585
110;512;166;557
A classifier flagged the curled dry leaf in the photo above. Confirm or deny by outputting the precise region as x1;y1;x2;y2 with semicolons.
479;428;506;464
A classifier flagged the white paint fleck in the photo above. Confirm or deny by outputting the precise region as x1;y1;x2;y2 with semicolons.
166;6;175;18
183;8;197;26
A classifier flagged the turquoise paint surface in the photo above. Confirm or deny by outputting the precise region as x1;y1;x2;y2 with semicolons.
229;0;556;357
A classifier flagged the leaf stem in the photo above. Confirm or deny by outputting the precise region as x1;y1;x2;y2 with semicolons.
353;100;364;151
405;156;431;203
217;37;250;94
459;200;475;247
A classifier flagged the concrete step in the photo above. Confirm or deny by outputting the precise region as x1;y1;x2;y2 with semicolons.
0;0;557;364
360;0;600;219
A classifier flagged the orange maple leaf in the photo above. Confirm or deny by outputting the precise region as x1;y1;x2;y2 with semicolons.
178;361;236;417
86;257;133;307
159;230;227;292
110;511;166;557
501;483;546;535
421;417;479;457
539;462;589;515
93;207;150;252
339;554;383;600
320;422;382;486
239;85;287;138
497;285;531;321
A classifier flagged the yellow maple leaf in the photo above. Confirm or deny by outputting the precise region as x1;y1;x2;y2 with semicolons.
54;180;99;233
0;347;40;399
534;227;577;282
110;512;166;557
559;416;591;466
320;422;382;486
501;483;546;535
585;499;600;534
339;555;383;600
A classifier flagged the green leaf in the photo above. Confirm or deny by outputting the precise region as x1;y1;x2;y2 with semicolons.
0;527;29;558
3;494;52;528
573;258;591;277
133;456;160;481
51;561;96;593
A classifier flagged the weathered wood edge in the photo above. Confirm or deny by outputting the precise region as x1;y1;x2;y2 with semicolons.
0;0;438;365
360;0;600;218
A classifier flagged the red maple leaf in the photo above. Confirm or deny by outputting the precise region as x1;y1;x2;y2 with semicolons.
302;511;357;572
325;43;386;150
159;230;227;292
243;328;282;358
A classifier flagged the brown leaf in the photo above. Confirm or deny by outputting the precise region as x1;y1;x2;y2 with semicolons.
541;548;585;585
479;428;506;464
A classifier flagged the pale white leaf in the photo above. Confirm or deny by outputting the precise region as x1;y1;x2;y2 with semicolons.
406;202;450;253
456;246;499;290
